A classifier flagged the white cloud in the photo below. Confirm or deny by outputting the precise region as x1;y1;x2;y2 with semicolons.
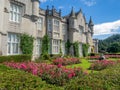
94;20;120;35
81;0;96;6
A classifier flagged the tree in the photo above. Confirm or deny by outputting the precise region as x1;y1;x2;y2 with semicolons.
107;42;120;53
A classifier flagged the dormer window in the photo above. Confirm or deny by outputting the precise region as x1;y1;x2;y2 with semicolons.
9;3;22;23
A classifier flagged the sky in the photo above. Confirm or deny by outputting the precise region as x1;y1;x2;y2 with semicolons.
39;0;120;40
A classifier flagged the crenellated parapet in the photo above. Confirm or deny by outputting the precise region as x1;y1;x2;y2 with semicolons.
46;5;61;19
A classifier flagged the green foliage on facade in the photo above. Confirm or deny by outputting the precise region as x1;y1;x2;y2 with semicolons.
60;40;62;55
20;34;34;55
41;35;50;55
73;42;79;57
41;35;50;60
65;40;71;55
82;44;89;57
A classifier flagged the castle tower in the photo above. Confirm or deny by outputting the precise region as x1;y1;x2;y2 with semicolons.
31;0;40;21
69;7;77;29
88;16;94;36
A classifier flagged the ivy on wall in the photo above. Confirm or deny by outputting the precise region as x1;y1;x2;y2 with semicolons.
82;43;89;57
20;33;34;55
59;40;62;55
41;34;50;55
65;40;71;55
73;42;79;57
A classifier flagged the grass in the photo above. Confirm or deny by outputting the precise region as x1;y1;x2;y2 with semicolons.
66;58;97;73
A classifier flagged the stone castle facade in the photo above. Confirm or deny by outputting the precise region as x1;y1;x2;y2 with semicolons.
0;0;97;60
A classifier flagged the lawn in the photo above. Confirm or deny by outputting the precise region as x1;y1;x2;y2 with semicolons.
66;58;95;73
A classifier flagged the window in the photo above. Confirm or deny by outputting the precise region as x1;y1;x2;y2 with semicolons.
38;17;43;31
54;32;59;37
54;19;59;31
10;4;21;23
36;38;42;55
53;40;59;54
79;25;84;33
47;19;52;31
7;33;20;55
62;24;67;35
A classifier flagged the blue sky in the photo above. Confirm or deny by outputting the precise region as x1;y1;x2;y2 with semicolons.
40;0;120;40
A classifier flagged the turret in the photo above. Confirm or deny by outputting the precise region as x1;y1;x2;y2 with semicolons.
88;16;94;35
70;7;76;18
31;0;40;21
69;7;77;29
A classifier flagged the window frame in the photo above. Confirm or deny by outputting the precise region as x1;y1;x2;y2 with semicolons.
7;33;20;55
9;3;22;23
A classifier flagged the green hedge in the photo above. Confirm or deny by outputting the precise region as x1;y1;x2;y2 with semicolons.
0;65;63;90
65;64;120;90
0;54;31;63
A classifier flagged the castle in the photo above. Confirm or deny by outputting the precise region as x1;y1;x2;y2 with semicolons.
0;0;97;60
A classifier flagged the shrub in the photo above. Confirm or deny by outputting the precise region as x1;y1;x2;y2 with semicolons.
0;54;31;63
53;57;81;66
65;64;120;90
3;62;84;86
0;65;63;90
82;44;89;57
20;33;34;55
89;60;117;71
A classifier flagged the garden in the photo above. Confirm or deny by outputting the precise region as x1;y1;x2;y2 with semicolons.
0;54;120;90
0;34;120;90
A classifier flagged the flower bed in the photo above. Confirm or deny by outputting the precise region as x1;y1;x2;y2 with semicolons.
53;57;80;65
89;60;119;70
3;62;84;86
88;54;120;60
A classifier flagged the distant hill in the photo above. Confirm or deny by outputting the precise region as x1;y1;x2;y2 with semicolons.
98;34;120;53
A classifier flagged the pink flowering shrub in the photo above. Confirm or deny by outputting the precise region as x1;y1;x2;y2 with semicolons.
3;62;84;86
53;57;80;65
88;54;120;60
89;60;117;70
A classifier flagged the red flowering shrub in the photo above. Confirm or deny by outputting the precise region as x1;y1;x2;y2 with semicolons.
53;57;80;65
89;60;118;70
3;62;84;86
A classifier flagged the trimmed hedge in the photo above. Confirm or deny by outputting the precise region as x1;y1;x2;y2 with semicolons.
65;64;120;90
0;65;63;90
0;54;31;63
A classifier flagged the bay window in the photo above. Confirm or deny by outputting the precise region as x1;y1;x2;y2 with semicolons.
53;40;60;54
47;19;52;31
36;38;42;55
54;19;59;31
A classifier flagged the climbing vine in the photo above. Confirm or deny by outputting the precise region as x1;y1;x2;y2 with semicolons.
65;40;71;55
73;42;79;57
41;34;50;55
82;43;89;57
20;33;34;55
59;40;62;55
